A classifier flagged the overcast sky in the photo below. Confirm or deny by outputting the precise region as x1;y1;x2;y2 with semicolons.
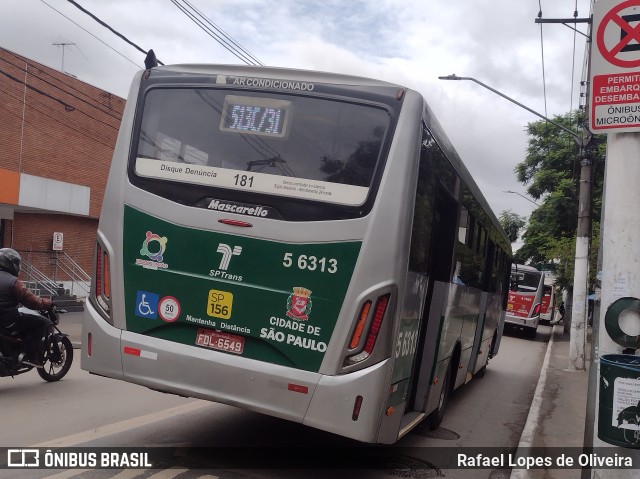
0;0;593;222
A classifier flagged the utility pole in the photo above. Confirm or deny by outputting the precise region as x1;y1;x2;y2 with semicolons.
536;13;593;372
52;42;75;72
584;1;640;477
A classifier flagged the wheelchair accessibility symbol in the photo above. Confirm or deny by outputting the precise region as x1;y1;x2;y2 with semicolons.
135;291;159;319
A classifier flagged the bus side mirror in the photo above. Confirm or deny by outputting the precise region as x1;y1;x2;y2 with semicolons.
510;279;518;291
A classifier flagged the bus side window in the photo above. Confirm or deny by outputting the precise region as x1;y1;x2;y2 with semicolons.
458;207;469;243
476;225;486;255
409;123;437;273
466;215;475;248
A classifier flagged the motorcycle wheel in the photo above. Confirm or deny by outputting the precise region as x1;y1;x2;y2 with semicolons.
38;336;73;382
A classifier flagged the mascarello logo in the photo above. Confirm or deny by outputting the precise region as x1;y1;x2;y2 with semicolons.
136;231;169;269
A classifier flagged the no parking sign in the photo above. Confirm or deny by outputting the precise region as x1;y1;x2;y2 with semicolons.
591;0;640;133
52;232;63;251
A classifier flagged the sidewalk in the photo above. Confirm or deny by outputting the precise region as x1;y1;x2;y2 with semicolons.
512;324;591;479
536;326;591;451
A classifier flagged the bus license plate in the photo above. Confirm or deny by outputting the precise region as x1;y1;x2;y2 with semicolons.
196;328;244;354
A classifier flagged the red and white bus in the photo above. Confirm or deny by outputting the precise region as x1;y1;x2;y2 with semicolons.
539;282;556;325
506;264;545;338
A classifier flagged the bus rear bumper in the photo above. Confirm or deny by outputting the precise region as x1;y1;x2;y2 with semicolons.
81;305;390;443
539;312;553;325
505;314;539;332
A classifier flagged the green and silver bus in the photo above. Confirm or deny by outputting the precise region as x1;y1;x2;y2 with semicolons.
82;64;512;443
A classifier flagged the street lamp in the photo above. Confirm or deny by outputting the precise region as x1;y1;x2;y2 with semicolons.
504;190;539;206
440;73;592;371
438;75;583;145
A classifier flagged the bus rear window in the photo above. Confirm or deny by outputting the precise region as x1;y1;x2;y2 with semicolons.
512;271;542;292
133;88;390;207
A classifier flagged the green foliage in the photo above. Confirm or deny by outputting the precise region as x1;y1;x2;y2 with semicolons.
499;210;526;243
514;111;605;291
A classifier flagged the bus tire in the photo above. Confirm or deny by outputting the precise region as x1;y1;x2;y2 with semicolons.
476;364;487;378
428;362;452;430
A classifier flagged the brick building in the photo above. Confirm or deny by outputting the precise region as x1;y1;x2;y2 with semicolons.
0;47;125;294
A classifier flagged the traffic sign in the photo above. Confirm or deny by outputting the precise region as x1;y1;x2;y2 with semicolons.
52;232;63;251
591;0;640;133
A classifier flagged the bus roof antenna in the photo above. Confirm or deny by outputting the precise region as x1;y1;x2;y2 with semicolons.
144;49;158;69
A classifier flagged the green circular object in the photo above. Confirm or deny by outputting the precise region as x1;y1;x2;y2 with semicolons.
605;297;640;349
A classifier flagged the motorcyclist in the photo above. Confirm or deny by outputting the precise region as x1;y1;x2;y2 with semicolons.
0;248;54;367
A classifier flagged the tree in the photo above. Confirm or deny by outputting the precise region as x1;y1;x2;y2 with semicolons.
499;210;526;243
514;111;605;292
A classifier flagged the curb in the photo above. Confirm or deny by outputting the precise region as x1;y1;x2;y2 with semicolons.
509;324;557;479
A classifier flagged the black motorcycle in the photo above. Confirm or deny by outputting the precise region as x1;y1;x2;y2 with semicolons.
0;306;73;382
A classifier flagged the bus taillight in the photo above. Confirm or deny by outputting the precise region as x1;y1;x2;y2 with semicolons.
344;294;390;366
94;242;111;319
365;295;389;354
349;301;372;349
102;248;111;299
532;303;541;316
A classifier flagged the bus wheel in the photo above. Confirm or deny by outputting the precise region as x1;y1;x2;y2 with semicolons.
476;364;487;378
428;362;451;430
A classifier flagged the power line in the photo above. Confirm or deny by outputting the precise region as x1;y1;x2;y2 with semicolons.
0;95;115;152
40;0;140;69
0;66;74;111
0;65;120;132
568;4;578;130
535;1;589;136
171;0;263;66
64;0;163;65
538;1;549;118
0;51;122;121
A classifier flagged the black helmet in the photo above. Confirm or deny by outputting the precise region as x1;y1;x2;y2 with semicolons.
0;248;21;276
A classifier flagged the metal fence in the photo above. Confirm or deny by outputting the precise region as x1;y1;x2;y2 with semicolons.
17;250;91;298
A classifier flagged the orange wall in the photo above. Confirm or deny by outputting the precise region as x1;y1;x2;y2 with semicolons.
0;168;19;204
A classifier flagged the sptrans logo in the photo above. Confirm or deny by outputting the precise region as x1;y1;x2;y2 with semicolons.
209;243;243;282
216;243;242;270
136;231;168;269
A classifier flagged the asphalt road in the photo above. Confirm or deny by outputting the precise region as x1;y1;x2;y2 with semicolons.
0;322;551;479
